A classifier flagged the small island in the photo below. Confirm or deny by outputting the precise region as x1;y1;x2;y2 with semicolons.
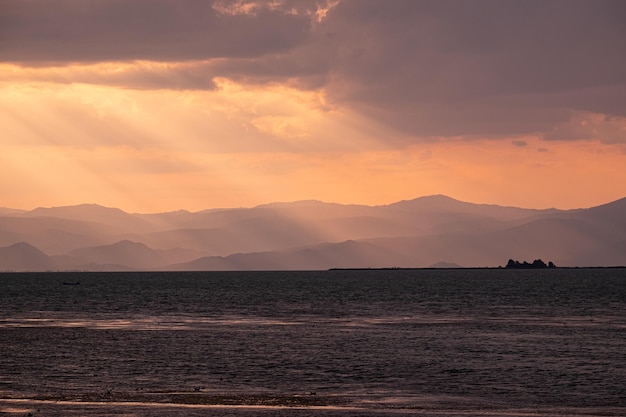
505;259;556;269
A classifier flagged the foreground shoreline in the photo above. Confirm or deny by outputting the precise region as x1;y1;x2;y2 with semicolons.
2;397;626;417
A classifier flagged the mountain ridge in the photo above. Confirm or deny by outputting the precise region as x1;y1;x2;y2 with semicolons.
1;195;624;271
4;194;582;217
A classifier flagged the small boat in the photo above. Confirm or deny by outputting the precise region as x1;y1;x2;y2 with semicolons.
62;281;80;286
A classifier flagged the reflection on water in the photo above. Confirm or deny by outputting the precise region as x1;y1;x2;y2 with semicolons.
0;269;625;416
1;312;624;331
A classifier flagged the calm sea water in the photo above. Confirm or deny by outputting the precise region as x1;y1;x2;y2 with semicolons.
0;269;625;416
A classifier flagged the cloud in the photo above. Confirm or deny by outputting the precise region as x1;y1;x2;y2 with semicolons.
2;0;625;141
312;0;626;138
543;112;626;144
0;0;313;63
211;0;339;20
512;140;528;147
0;62;217;90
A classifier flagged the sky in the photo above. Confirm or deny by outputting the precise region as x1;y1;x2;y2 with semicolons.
1;0;625;213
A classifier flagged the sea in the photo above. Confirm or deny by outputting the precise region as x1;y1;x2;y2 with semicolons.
0;269;625;417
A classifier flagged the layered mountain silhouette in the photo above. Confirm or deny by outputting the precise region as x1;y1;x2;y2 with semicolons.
0;242;58;271
0;195;624;271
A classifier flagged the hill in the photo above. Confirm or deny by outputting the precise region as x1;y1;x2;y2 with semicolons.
62;240;202;270
0;195;624;271
0;242;57;271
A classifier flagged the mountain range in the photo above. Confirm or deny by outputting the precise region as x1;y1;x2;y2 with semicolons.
1;195;625;271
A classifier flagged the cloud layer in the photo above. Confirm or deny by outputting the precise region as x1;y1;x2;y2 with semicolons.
3;0;625;140
2;0;626;211
0;0;313;62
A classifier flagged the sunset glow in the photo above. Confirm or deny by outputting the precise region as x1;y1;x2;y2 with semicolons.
2;0;625;212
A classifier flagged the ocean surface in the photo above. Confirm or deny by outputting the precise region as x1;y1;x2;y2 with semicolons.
0;269;625;416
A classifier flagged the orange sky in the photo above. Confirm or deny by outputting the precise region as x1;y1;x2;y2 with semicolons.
1;1;625;212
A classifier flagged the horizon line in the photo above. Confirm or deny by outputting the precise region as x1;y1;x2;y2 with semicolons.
3;193;624;215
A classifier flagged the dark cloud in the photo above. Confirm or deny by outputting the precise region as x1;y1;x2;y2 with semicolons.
0;0;312;63
2;0;625;140
326;1;626;97
311;0;626;138
542;113;626;144
512;140;528;147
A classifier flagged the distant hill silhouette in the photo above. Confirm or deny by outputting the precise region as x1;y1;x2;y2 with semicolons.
0;208;26;216
429;261;464;268
62;240;201;269
166;240;399;271
0;195;625;271
24;204;154;234
0;242;57;271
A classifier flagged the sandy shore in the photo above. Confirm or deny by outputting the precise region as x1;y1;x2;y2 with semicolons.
2;396;625;417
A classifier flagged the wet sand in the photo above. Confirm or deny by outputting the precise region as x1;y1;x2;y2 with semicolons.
2;395;625;417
